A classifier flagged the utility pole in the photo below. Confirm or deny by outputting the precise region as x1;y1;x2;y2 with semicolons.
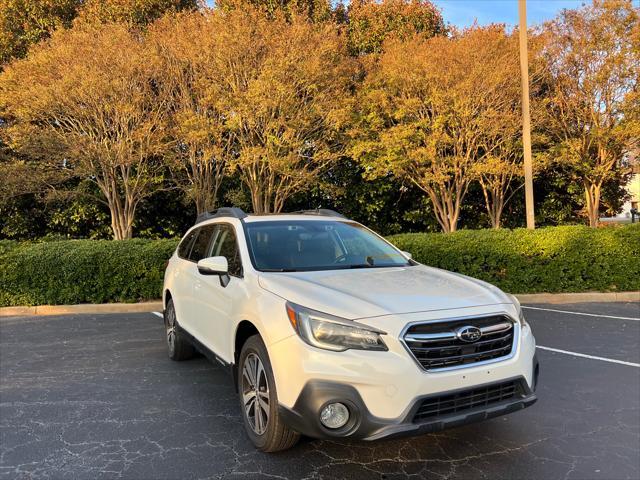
518;0;535;229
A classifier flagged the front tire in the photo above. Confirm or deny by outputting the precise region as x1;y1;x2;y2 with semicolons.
164;299;195;361
238;335;300;452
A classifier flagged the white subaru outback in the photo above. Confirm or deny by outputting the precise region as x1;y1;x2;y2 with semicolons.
162;207;539;452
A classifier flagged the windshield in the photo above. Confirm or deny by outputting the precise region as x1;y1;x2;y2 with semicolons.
245;220;411;272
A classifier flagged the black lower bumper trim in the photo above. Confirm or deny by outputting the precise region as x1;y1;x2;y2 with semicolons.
367;392;536;441
278;376;537;441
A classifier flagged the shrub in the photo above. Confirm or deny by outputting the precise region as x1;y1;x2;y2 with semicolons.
0;239;178;306
388;224;640;294
1;225;638;306
0;240;20;257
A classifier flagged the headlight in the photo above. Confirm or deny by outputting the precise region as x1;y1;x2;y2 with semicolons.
285;302;388;352
507;293;528;327
518;309;529;328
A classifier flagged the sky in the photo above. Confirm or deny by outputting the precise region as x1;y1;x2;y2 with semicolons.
205;0;589;28
432;0;587;28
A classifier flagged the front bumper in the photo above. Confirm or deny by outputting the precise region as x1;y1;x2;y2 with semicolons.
268;305;538;439
279;372;538;440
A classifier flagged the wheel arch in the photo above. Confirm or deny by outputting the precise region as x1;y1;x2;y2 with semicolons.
232;319;263;391
163;289;172;310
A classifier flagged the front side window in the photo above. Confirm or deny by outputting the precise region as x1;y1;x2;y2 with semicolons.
245;220;410;272
188;225;216;262
177;229;198;259
211;224;242;277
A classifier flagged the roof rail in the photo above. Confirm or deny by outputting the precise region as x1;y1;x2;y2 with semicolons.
292;209;346;218
195;207;248;224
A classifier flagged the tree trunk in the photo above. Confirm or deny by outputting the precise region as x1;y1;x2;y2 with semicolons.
195;195;206;216
427;188;461;233
584;181;601;228
477;177;507;230
104;192;134;240
489;195;504;229
447;214;458;232
190;155;223;216
250;184;267;214
109;206;134;240
248;179;285;214
488;204;501;229
194;189;215;216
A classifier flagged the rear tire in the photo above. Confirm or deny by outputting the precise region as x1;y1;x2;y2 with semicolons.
238;335;300;452
164;299;195;361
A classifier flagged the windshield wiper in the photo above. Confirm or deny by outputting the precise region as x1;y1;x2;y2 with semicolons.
345;262;411;269
344;256;376;268
260;268;299;272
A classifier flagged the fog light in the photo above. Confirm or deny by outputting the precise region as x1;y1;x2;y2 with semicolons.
320;402;349;429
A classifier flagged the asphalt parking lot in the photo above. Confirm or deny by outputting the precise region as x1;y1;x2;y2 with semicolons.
1;301;638;480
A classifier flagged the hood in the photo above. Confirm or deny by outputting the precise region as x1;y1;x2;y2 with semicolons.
258;265;511;320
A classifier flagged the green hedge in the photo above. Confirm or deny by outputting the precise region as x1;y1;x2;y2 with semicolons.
0;239;178;306
0;240;20;257
388;224;640;294
1;225;638;306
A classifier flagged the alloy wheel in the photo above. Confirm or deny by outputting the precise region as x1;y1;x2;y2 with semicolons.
165;305;176;355
241;352;270;435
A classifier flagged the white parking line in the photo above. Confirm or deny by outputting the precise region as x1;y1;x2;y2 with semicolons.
536;345;640;368
152;311;163;319
522;306;640;321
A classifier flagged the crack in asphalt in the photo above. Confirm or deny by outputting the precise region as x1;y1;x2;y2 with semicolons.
1;309;638;479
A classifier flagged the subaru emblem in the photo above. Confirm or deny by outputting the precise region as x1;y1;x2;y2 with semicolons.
456;326;482;343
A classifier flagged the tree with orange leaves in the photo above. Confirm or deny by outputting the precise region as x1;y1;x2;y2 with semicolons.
347;0;446;55
186;8;356;214
148;12;232;216
538;0;639;227
351;26;525;232
0;23;170;239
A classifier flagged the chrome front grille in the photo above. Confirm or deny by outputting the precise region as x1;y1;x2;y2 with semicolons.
402;315;516;371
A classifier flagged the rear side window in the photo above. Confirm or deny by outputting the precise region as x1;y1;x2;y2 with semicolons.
177;230;197;259
188;225;216;262
211;224;242;277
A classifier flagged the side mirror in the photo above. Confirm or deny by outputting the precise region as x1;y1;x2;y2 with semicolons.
197;256;228;275
401;251;412;260
197;256;231;287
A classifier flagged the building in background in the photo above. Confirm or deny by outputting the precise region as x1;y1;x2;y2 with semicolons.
602;150;640;223
622;163;640;219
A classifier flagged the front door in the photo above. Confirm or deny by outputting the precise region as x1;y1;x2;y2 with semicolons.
192;224;244;362
182;224;217;341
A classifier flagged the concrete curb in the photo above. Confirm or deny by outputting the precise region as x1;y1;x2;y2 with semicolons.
1;292;638;317
515;291;639;304
0;301;163;317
